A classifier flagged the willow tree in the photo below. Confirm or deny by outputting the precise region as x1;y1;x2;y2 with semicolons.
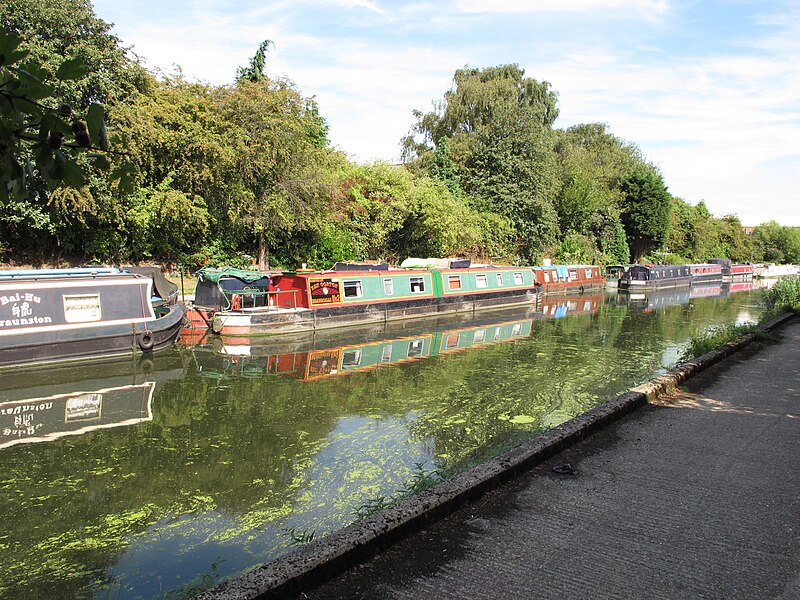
403;64;561;261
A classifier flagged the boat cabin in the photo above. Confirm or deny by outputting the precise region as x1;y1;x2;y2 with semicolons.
531;265;603;293
619;264;692;290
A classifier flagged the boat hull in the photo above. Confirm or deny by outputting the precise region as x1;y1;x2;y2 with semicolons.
0;303;185;368
212;288;540;336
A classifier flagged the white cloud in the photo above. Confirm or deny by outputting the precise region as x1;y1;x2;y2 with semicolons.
455;0;669;15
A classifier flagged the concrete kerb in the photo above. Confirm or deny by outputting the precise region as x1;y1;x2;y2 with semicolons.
197;311;797;600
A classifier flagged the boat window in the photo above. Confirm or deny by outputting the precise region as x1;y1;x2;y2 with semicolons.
63;294;102;323
513;272;525;285
407;339;424;357
475;274;488;288
410;277;426;293
341;349;362;367
445;334;460;349
474;329;486;342
448;275;462;290
585;268;593;279
544;272;550;282
496;273;504;286
381;344;393;363
569;269;578;280
383;278;394;295
494;327;502;340
512;323;522;335
343;280;363;298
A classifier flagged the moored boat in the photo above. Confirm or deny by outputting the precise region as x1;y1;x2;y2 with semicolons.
752;263;794;279
530;264;604;294
191;260;541;337
618;264;692;290
0;268;185;368
689;263;724;284
708;258;754;282
604;264;631;288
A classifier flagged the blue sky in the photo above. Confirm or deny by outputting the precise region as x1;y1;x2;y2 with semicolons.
91;0;800;226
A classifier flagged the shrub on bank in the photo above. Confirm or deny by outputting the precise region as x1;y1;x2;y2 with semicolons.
679;323;765;362
763;278;800;313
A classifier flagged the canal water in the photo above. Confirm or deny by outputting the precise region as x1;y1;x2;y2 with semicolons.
0;286;764;599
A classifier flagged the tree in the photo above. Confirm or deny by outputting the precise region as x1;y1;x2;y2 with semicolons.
619;166;672;262
752;221;800;264
0;1;147;262
215;77;333;269
403;64;562;261
0;30;115;252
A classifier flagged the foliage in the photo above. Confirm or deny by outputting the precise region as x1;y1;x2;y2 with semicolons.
403;64;561;261
620;166;672;262
0;14;776;273
553;233;595;264
0;31;112;212
214;77;334;269
679;323;765;362
751;221;800;264
763;277;800;313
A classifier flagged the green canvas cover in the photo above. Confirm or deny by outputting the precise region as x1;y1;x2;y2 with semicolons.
197;267;278;284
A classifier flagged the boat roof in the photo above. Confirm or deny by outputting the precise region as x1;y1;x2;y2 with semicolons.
197;267;282;284
0;267;123;279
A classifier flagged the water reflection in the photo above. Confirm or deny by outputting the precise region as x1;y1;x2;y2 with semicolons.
0;286;763;599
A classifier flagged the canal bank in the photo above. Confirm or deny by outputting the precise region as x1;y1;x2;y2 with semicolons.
199;313;799;599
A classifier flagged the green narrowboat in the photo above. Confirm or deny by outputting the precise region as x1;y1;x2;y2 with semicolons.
202;260;540;336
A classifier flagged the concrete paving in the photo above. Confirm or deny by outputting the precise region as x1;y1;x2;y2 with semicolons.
292;318;800;600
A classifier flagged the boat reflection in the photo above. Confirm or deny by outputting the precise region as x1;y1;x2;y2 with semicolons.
539;290;605;318
195;316;534;382
189;291;608;383
0;355;185;448
617;281;754;310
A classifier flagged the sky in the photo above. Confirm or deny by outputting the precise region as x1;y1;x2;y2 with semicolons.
91;0;800;227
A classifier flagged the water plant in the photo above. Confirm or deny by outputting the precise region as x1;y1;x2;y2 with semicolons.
280;527;317;546
352;463;444;519
679;323;767;362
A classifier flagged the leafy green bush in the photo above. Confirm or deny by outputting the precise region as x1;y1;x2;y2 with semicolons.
763;278;800;313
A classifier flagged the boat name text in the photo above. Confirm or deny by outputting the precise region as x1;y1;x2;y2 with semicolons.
0;293;42;306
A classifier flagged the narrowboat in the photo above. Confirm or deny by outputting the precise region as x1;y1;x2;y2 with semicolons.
618;264;692;290
708;258;755;282
0;268;185;368
530;265;605;294
689;263;724;284
192;260;540;337
603;265;631;289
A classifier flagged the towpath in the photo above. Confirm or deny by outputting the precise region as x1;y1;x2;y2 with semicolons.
292;318;800;599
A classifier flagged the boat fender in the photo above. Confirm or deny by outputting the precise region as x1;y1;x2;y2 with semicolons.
137;332;155;352
231;293;242;311
579;285;585;294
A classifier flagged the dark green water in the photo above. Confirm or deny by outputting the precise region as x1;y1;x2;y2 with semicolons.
0;286;764;599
